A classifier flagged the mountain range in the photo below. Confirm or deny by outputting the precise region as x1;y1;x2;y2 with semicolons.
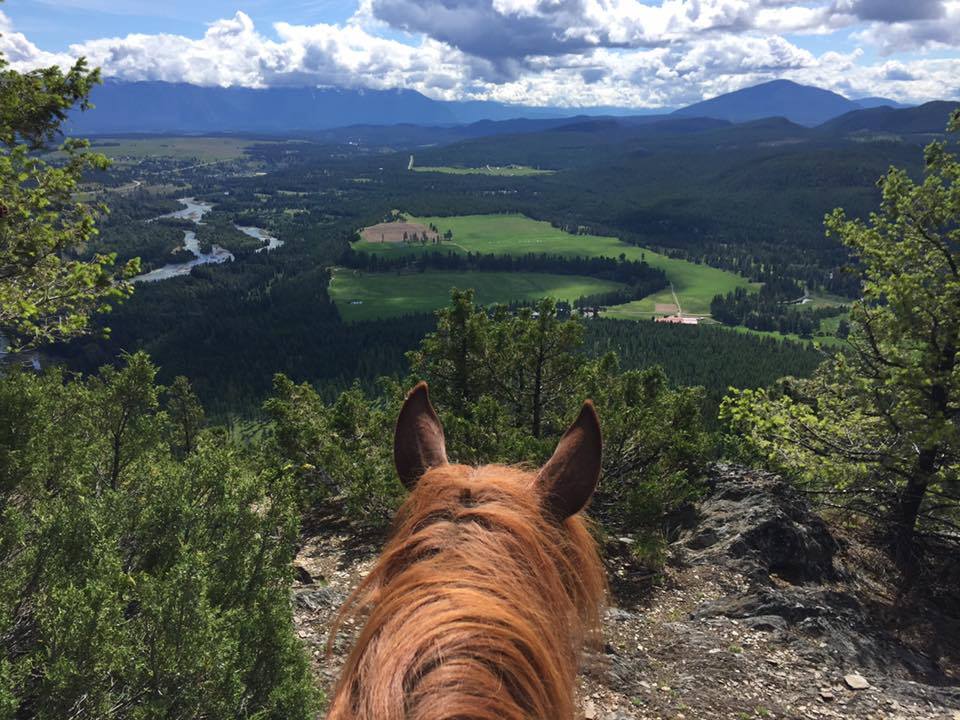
65;80;649;135
66;78;949;136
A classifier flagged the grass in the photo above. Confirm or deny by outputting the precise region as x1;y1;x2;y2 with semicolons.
817;311;850;336
85;137;271;162
354;213;756;318
410;165;554;176
330;268;625;322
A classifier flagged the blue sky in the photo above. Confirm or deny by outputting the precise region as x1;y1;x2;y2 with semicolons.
6;1;354;49
2;0;959;108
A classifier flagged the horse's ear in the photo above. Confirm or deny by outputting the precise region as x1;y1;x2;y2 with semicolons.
394;382;448;489
537;401;602;520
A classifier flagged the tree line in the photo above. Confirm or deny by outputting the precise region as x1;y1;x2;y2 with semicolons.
341;248;668;298
711;283;848;337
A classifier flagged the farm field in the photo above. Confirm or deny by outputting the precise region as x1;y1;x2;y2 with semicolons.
353;213;758;317
804;291;850;309
411;165;554;176
360;221;439;243
330;268;625;322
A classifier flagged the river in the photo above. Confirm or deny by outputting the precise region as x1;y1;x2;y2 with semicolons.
235;225;285;252
134;198;283;282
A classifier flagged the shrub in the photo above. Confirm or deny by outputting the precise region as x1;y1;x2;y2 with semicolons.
0;355;319;719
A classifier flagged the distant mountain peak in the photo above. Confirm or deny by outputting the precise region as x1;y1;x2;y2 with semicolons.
753;79;803;89
852;96;913;110
672;80;859;127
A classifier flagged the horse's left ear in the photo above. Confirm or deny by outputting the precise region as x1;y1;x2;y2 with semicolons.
538;401;602;520
394;381;448;489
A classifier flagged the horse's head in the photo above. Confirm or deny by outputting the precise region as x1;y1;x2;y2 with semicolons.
327;382;607;720
394;381;603;526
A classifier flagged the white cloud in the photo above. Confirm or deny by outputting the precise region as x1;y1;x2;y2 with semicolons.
58;11;479;92
852;1;960;53
0;4;957;108
361;0;902;60
0;10;77;69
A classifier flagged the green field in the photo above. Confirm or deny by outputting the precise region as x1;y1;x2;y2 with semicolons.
330;268;625;322
86;137;273;162
411;165;554;176
804;291;851;309
354;213;757;317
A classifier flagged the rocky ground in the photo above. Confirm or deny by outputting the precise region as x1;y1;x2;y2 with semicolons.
292;466;960;719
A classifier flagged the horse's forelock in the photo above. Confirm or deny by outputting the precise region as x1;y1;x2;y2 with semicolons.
327;463;606;720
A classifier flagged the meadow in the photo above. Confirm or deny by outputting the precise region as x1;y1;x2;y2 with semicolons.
329;268;625;322
87;136;271;162
353;213;758;318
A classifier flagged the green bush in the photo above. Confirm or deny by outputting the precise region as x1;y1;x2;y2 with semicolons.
722;112;960;569
264;376;405;521
0;354;319;719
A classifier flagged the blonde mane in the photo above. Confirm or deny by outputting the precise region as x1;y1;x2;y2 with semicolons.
326;462;607;720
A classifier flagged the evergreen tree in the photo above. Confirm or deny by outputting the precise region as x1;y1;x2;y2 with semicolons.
0;54;137;348
0;47;318;718
166;375;204;458
723;111;960;570
273;291;708;555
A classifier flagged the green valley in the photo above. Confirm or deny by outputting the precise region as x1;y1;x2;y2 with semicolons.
330;268;626;321
351;213;757;319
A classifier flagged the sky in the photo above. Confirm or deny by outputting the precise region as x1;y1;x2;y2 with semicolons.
2;0;959;108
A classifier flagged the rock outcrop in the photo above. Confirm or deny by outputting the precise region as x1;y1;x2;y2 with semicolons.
681;464;837;584
676;465;959;711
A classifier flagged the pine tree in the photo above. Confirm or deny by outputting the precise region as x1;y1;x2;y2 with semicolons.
0;55;137;348
723;110;960;571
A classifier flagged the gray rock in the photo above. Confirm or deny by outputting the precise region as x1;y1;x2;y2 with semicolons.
844;673;870;690
685;529;719;550
295;586;347;611
605;607;638;623
741;614;788;634
679;465;837;584
682;466;956;692
583;698;598;719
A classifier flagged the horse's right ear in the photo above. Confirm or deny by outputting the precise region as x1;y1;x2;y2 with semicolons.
394;382;448;489
537;401;602;520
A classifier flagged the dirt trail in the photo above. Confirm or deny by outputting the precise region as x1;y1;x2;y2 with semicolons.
670;283;682;316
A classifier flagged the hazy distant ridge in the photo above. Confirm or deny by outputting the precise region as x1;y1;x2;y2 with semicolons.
67;80;649;134
66;78;938;135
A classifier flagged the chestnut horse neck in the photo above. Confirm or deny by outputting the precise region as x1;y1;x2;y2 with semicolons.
326;463;606;720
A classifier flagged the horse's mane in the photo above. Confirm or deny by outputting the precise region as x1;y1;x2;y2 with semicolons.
326;463;607;720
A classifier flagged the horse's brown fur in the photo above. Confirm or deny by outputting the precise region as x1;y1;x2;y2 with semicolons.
326;460;607;720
